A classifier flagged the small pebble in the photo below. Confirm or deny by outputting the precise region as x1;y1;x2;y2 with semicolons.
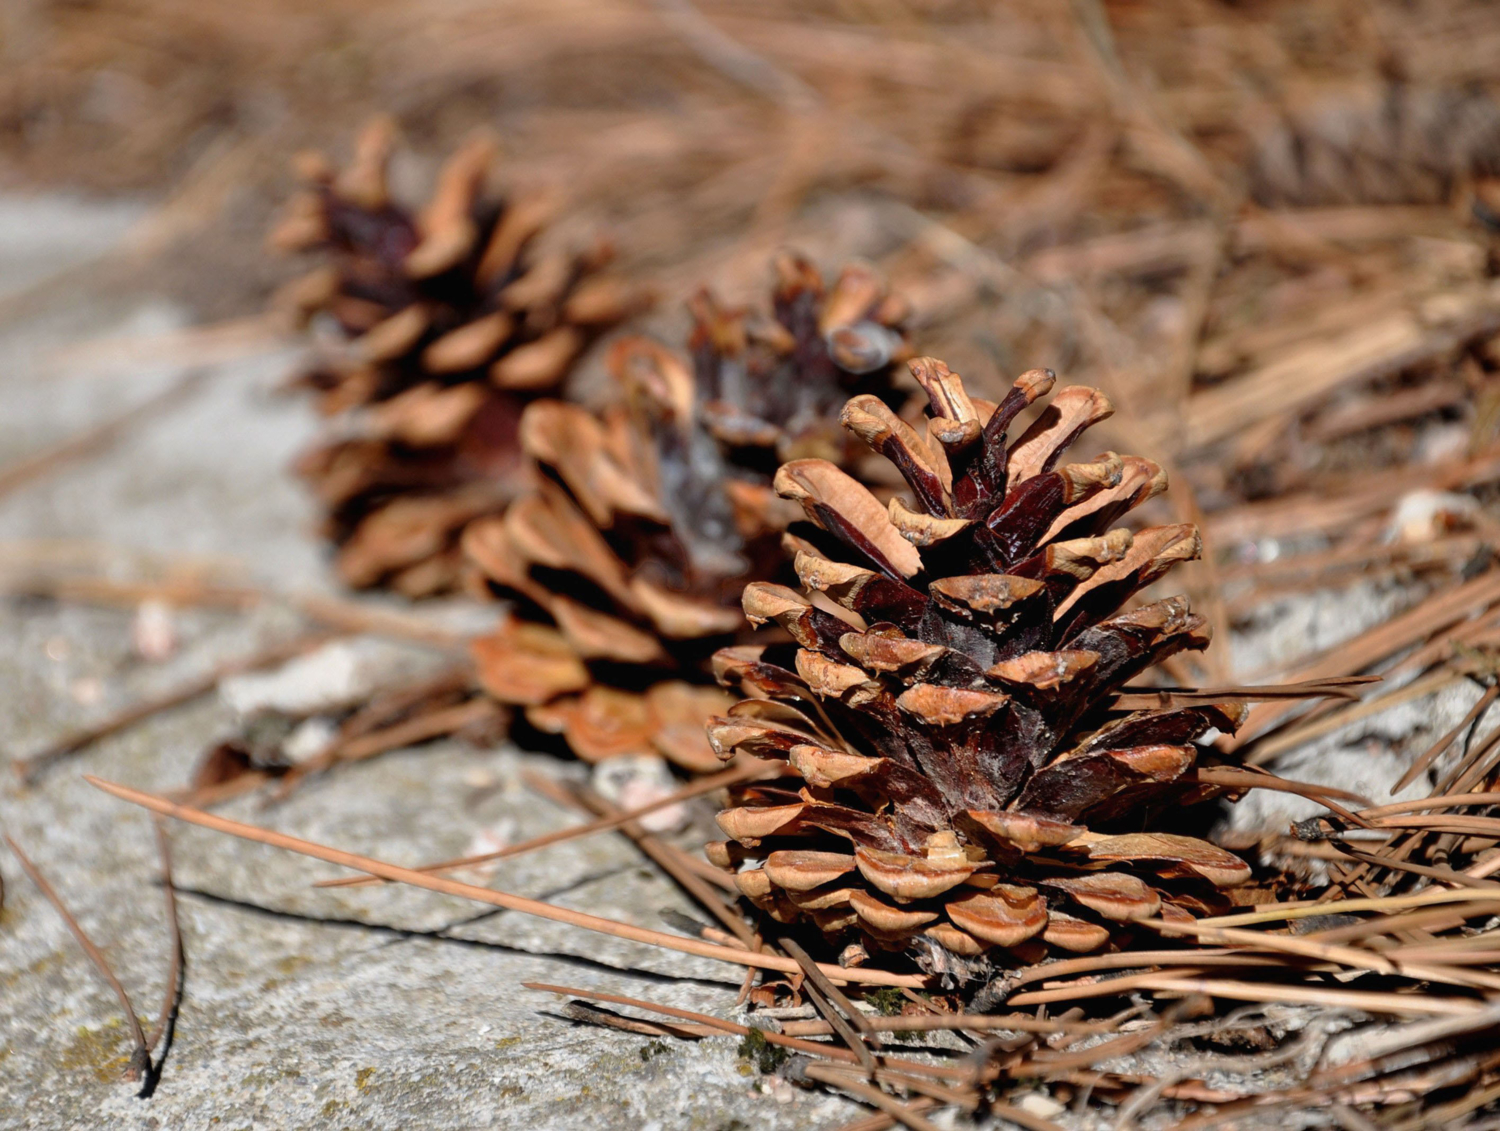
282;716;338;764
131;598;177;661
1016;1092;1066;1117
591;754;688;833
68;676;104;706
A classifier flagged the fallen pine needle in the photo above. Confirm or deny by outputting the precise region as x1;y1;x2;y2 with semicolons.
5;835;151;1080
1140;918;1500;991
799;1062;950;1131
1198;888;1500;928
144;818;184;1059
318;759;774;889
776;1012;1110;1037
85;776;926;988
521;981;971;1081
1008;975;1487;1016
0;368;208;500
828;1097;940;1131
15;631;335;783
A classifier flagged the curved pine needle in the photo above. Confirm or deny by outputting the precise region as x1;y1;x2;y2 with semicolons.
1189;766;1371;806
144;818;184;1055
5;835;150;1080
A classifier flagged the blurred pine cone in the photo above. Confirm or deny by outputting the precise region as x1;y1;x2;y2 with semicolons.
272;118;645;596
705;357;1250;963
462;255;911;771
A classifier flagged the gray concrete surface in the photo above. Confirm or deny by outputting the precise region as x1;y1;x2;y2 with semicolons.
0;199;856;1131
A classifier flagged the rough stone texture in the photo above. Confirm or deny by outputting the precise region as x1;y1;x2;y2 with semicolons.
0;199;856;1131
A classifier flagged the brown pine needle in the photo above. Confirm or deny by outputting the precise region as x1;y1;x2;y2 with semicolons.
85;775;927;987
321;698;501;766
560;1000;713;1039
777;1013;1113;1037
780;935;880;1041
1010;975;1485;1015
1141;917;1500;991
1356;792;1500;819
1011;1014;1173;1074
521;982;971;1081
799;1063;949;1131
4;573;262;611
1189;766;1371;805
5;570;471;653
1331;845;1500;891
522;770;758;946
319;760;772;889
15;631;335;783
1199;888;1500;928
829;1097;940;1131
1308;903;1500;944
1391;683;1499;794
5;835;150;1080
289;592;469;651
779;935;879;1069
1367;814;1500;835
1010;948;1275;986
1113;675;1379;710
524;980;865;1063
0;368;208;500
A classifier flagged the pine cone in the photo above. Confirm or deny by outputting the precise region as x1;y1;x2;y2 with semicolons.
272;118;643;596
705;357;1251;962
462;255;911;771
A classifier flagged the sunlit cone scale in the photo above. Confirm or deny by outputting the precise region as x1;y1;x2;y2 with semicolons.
705;356;1252;962
463;256;911;771
272;118;645;596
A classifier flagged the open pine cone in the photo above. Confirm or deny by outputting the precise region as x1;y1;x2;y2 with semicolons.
705;357;1251;963
462;255;911;772
272;118;643;596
